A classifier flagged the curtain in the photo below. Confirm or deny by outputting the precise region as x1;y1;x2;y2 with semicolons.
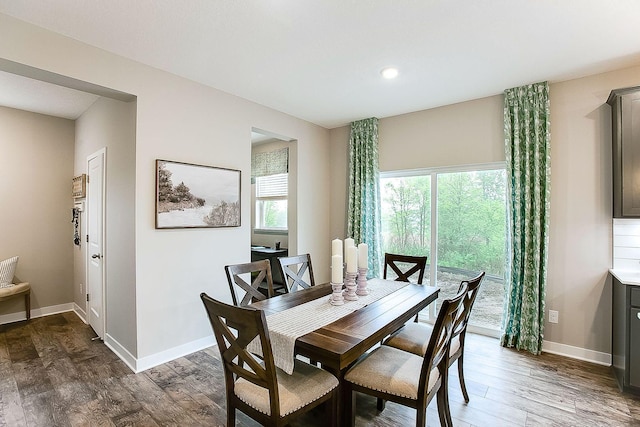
500;81;551;355
347;117;382;277
251;147;288;181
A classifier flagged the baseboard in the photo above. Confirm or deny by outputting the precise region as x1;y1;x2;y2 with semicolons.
542;339;612;366
0;302;74;325
73;303;87;323
134;335;216;373
104;333;138;373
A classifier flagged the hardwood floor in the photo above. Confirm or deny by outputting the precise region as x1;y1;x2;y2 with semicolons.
1;312;639;426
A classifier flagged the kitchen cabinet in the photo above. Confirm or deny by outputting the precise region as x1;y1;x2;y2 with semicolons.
608;86;640;217
612;275;640;394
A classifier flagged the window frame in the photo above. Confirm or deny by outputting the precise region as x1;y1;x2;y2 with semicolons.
254;173;289;233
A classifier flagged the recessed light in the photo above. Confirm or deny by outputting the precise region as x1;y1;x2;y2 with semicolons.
381;67;399;79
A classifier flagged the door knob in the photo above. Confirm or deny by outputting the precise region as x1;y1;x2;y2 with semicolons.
91;254;101;259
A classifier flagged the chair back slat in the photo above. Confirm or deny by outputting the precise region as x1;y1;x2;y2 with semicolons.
383;253;427;284
278;254;315;292
225;260;274;306
200;293;281;415
418;283;467;396
452;271;485;337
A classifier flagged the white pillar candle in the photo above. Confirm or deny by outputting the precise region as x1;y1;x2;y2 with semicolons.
346;245;357;273
332;254;343;283
345;238;355;249
358;243;368;269
332;238;343;257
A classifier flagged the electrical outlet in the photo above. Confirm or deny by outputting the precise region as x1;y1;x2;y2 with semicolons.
549;310;559;324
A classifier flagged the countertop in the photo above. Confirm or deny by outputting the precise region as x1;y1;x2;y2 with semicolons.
610;269;640;286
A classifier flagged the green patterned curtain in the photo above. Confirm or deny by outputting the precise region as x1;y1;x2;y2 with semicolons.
347;118;382;277
501;81;551;355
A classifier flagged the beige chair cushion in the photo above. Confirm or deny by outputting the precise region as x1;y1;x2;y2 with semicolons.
344;345;439;400
234;358;338;417
385;322;460;356
0;282;30;302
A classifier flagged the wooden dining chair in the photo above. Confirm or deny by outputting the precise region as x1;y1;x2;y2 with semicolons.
200;293;339;427
343;284;467;427
383;253;428;284
384;271;485;403
278;254;316;292
224;259;274;306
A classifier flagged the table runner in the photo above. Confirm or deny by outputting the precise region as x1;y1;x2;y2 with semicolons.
248;278;409;374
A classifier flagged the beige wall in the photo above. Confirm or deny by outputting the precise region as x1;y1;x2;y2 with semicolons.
74;97;137;353
330;65;640;359
0;13;331;368
0;106;75;316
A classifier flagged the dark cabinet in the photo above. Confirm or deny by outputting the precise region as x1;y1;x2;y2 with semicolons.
251;247;288;290
608;86;640;217
612;276;640;394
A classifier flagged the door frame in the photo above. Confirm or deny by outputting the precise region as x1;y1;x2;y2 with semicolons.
86;147;107;338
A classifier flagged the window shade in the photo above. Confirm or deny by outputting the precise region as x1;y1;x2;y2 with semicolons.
256;173;288;198
252;147;289;178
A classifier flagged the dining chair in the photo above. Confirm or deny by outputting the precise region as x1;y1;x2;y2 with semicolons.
343;284;467;427
224;259;274;306
200;293;339;427
383;253;428;284
384;271;485;403
278;253;316;292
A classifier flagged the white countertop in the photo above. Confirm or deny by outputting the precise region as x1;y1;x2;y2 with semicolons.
610;269;640;286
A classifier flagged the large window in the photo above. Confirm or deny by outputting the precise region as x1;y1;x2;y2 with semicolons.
255;173;288;230
380;164;506;331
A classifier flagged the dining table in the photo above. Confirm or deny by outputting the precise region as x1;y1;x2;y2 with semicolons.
250;278;440;426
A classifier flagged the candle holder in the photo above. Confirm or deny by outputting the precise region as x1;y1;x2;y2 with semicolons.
330;281;345;305
356;267;369;296
342;271;359;301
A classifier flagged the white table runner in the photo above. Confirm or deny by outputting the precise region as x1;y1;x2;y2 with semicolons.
248;278;409;374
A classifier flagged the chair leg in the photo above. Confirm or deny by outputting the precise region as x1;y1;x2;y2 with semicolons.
416;402;427;427
227;405;235;426
376;397;386;411
344;384;356;427
328;389;338;427
457;354;469;403
25;291;30;320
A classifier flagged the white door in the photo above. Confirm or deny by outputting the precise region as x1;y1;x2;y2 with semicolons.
87;149;105;339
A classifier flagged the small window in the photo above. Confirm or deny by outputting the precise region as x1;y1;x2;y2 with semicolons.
255;173;288;230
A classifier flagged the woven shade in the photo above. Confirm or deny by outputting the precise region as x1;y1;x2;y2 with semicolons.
252;147;289;178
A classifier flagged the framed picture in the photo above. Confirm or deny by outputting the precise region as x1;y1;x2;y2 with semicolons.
156;159;241;229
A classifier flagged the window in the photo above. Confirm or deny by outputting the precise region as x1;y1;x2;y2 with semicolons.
380;164;506;332
255;173;288;231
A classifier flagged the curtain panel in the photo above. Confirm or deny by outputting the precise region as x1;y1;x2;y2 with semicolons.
347;117;382;277
501;81;551;355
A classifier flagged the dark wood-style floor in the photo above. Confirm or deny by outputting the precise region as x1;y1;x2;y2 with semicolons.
1;312;639;426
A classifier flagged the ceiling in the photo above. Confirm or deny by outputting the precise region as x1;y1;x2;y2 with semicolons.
1;1;640;128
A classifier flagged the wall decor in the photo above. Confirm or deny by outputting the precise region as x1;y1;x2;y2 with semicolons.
156;159;241;229
72;174;86;199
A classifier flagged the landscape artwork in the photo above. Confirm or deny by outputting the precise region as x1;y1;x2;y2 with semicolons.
156;159;241;229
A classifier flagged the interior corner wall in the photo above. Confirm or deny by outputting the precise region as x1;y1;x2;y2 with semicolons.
75;97;137;355
0;106;75;318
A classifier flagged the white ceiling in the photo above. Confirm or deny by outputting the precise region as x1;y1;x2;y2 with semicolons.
1;1;640;128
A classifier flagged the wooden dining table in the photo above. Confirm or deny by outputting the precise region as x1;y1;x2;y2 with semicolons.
251;280;440;426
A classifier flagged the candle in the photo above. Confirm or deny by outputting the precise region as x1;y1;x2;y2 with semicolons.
345;238;355;249
346;245;357;273
358;243;368;269
332;238;343;257
332;255;343;283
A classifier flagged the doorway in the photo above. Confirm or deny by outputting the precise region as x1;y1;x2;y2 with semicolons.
87;148;106;339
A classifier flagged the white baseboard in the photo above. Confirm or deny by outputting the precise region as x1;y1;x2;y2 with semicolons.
104;333;138;373
73;303;87;323
0;302;74;325
134;335;216;373
542;339;611;366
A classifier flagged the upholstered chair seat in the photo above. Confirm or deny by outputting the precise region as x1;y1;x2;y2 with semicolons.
344;345;439;400
235;358;338;416
385;323;461;357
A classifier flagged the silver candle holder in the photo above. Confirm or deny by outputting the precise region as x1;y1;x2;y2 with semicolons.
330;281;345;305
343;271;359;301
356;267;369;296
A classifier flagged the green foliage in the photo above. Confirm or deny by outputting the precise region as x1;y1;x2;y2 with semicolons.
381;170;506;276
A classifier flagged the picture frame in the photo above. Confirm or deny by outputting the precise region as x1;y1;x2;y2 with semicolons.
155;159;241;229
72;174;86;199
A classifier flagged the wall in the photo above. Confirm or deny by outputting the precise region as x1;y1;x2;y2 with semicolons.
330;65;640;362
0;106;74;319
74;97;137;354
0;13;331;370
